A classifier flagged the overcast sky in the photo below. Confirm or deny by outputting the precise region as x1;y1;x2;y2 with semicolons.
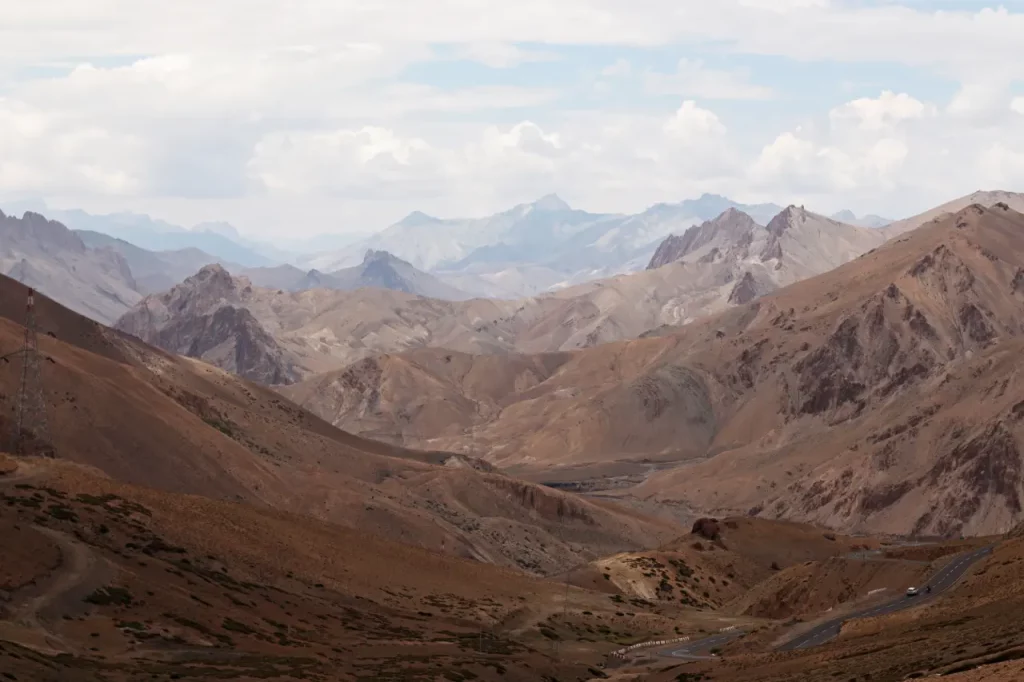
2;0;1024;238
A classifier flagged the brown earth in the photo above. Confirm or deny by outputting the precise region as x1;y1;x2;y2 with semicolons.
640;527;1024;682
307;203;1024;537
0;456;659;681
590;517;880;612
0;272;680;577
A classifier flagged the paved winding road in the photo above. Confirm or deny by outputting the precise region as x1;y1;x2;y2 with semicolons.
663;628;749;660
662;545;994;660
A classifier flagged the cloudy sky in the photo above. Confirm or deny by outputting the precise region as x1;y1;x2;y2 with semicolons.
2;0;1024;238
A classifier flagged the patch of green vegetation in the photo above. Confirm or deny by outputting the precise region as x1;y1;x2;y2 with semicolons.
116;620;146;631
45;504;78;522
164;613;233;646
84;587;133;606
143;537;187;555
204;417;235;437
223;618;256;635
76;493;119;506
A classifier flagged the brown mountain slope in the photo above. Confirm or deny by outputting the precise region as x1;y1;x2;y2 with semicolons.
306;204;1024;536
591;517;878;610
115;206;894;381
883;189;1024;236
0;273;679;575
644;531;1024;682
0;456;621;681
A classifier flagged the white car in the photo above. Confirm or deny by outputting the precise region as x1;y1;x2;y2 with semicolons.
906;587;919;597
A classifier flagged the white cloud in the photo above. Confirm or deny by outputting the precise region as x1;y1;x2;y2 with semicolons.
947;80;1018;122
249;128;449;199
6;2;1024;74
663;101;727;143
829;91;933;132
645;59;774;100
454;43;559;68
0;98;146;196
4;2;1024;233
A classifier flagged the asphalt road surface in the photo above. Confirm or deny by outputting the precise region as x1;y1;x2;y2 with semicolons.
661;545;993;659
778;545;994;651
663;628;748;659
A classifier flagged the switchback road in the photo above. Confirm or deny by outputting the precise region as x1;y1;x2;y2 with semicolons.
661;545;993;659
778;545;993;651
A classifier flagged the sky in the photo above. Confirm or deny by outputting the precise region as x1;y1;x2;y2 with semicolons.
2;1;1024;239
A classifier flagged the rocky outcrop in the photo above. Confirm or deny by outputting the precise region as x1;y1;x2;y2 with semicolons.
115;265;298;385
0;210;141;323
647;209;759;269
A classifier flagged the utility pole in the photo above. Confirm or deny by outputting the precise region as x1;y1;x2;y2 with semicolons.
6;288;53;456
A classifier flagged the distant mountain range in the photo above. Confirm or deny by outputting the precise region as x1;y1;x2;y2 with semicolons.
241;250;470;300
1;210;142;323
0;206;470;325
830;209;892;228
300;193;791;297
5;195;897;302
1;200;373;268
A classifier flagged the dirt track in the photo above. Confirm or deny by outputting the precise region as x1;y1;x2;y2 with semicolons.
0;462;114;654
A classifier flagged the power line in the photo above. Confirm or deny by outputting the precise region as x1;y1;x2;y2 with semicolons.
6;288;53;456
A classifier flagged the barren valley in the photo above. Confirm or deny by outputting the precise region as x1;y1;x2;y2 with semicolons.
6;193;1024;682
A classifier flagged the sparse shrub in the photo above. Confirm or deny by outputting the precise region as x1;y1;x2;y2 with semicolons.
84;587;133;606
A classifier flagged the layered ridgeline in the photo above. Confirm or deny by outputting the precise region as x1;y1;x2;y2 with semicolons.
116;203;908;382
2;208;472;328
0;272;678;577
1;210;142;324
297;203;1024;537
240;249;471;300
303;193;787;297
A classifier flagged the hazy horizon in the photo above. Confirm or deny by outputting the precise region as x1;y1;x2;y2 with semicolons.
3;1;1024;239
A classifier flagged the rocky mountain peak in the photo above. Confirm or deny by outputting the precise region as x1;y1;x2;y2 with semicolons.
647;208;759;269
3;210;88;254
765;205;808;237
175;264;244;306
532;194;571;212
191;263;234;286
363;249;395;264
395;210;439;228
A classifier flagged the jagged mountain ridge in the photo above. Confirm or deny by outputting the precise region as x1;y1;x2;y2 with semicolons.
298;203;1024;536
75;228;235;294
117;204;901;380
304;193;787;297
241;250;471;300
0;210;142;324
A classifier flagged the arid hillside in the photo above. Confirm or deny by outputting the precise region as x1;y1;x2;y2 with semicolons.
0;456;631;681
883;189;1024;236
587;517;879;610
0;273;679;576
642;527;1024;682
307;204;1024;537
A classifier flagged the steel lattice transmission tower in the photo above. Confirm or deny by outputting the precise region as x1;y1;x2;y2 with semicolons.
6;288;53;456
